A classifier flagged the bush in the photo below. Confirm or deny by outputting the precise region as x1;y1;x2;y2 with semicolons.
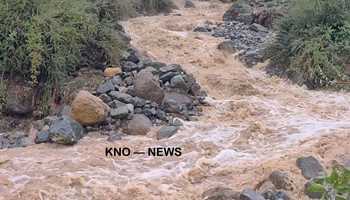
307;166;350;200
0;0;175;114
266;0;350;89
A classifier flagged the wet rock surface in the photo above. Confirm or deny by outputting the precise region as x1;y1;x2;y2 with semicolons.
195;20;272;67
47;116;85;145
194;0;290;67
296;156;325;179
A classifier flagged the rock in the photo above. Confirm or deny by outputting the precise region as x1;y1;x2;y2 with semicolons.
108;91;133;103
99;94;112;103
122;49;140;64
125;114;152;135
0;131;30;149
48;116;85;145
109;100;125;108
202;187;239;200
170;75;189;92
240;189;265;200
96;80;115;94
162;92;193;113
111;76;123;86
126;104;134;114
71;90;110;125
157;126;179;140
134;70;165;104
121;61;139;72
296;156;325;179
110;105;129;119
160;71;178;83
262;190;290;200
104;67;122;77
130;97;146;107
184;0;195;8
4;86;33;116
34;131;50;144
269;171;294;191
218;40;237;54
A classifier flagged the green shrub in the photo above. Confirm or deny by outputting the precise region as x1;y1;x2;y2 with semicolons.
0;0;175;115
266;0;350;89
307;166;350;200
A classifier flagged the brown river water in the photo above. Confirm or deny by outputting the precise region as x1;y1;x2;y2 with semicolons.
0;1;349;199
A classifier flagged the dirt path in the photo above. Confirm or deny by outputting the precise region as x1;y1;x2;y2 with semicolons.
0;1;349;199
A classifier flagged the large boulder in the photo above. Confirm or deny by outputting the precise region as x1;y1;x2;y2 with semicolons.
71;90;110;125
134;69;165;104
48;116;85;145
125;114;152;135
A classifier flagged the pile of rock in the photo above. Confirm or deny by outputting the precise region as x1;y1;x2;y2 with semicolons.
194;0;290;67
194;20;272;66
31;48;206;145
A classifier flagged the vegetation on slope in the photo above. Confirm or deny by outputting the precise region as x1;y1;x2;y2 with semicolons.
0;0;175;115
267;0;350;89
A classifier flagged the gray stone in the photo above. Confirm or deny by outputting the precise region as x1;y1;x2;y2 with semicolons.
121;61;139;72
111;76;123;86
157;126;179;140
35;131;50;144
109;100;125;108
130;97;146;107
162;92;193;113
99;94;112;103
134;70;164;104
48;116;85;145
160;71;178;83
125;114;152;135
170;75;189;92
126;104;134;114
296;156;325;179
262;190;290;200
240;189;265;200
0;131;30;149
110;106;129;119
97;80;115;94
108;91;133;103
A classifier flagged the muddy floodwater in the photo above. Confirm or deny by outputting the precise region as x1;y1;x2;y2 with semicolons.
1;1;349;199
